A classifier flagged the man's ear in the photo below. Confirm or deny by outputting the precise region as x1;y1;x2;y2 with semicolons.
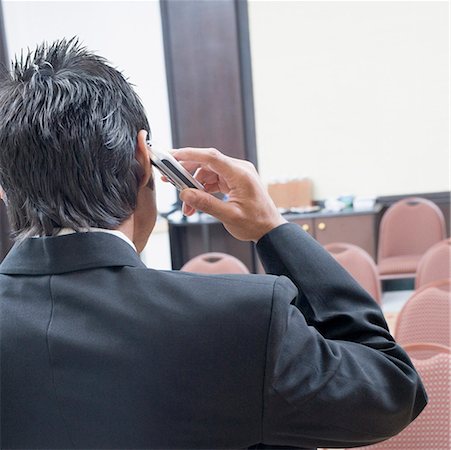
135;130;153;189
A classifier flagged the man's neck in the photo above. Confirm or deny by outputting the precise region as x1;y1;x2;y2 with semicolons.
116;214;135;248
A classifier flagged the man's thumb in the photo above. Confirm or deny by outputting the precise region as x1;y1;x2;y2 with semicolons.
180;189;228;220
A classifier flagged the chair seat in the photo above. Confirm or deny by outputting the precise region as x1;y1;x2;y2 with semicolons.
378;254;422;276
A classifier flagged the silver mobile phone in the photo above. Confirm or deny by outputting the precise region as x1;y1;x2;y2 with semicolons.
148;145;205;192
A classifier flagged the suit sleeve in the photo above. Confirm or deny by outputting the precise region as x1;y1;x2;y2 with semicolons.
256;223;427;448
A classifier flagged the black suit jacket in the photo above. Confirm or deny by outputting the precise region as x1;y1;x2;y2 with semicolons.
0;223;426;449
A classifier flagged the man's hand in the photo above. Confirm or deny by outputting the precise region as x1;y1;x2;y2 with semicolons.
171;148;287;242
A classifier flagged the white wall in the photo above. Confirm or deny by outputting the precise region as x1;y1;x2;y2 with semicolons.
3;0;174;268
248;1;449;200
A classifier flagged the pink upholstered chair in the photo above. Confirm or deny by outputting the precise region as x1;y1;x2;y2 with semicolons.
180;252;250;274
377;197;446;280
415;238;451;289
394;280;451;348
325;243;382;303
360;345;450;449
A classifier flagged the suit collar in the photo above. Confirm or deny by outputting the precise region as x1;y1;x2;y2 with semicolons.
0;232;146;275
55;227;137;251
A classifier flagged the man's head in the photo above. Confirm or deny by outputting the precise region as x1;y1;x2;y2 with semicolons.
0;38;156;249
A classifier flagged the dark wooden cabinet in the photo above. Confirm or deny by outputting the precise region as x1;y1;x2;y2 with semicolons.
288;206;381;260
167;206;382;272
289;218;314;236
167;211;257;272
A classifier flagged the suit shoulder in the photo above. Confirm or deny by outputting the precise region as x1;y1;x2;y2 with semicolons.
124;267;298;311
129;265;277;286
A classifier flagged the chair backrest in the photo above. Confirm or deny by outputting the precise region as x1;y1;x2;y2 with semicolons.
395;280;451;347
403;342;451;360
415;238;451;289
325;242;381;303
180;252;250;274
377;197;446;261
361;350;451;449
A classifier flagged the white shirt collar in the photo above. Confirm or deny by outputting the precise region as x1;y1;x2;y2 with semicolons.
56;227;137;251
